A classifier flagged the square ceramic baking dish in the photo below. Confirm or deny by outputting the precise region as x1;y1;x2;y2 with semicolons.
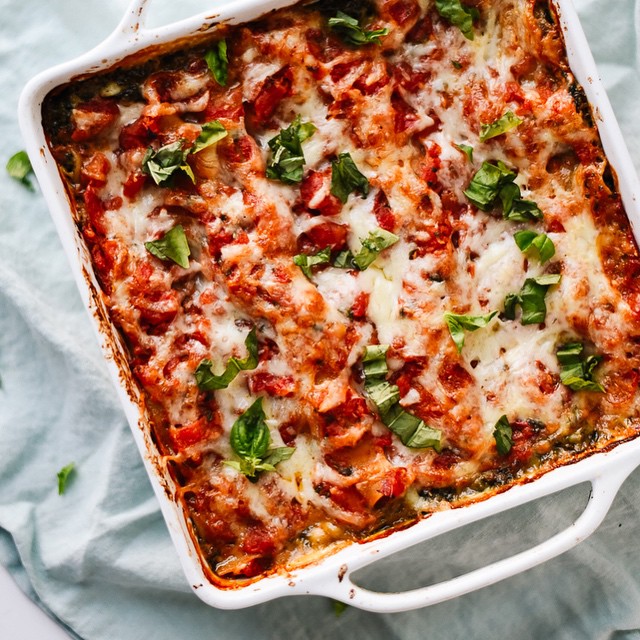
18;0;640;612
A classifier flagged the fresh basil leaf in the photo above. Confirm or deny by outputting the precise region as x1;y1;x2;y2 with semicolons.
443;311;498;353
225;398;295;478
503;195;543;222
293;247;331;278
204;39;228;86
7;150;34;191
57;462;75;495
352;228;399;270
362;344;390;378
514;230;555;263
463;161;516;211
451;60;462;70
192;120;228;154
557;342;604;392
267;116;317;184
145;224;191;268
360;345;442;450
229;397;270;462
479;111;523;142
142;141;194;186
454;143;474;163
333;250;355;269
195;328;258;390
504;274;561;325
435;0;479;40
330;152;370;203
493;415;512;456
328;11;389;46
262;446;296;467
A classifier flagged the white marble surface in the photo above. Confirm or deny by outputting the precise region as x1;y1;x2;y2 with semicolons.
0;565;71;640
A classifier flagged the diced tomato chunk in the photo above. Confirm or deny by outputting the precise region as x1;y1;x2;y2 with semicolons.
379;467;410;499
297;221;348;254
388;0;420;26
71;99;119;142
392;91;419;133
123;171;147;199
133;290;180;327
242;526;276;556
169;417;207;451
373;190;396;232
218;136;255;164
249;372;296;397
119;115;158;150
350;292;370;320
300;169;342;217
84;185;108;236
251;66;294;125
81;152;111;187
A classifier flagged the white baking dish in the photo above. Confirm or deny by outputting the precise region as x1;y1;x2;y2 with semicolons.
18;0;640;612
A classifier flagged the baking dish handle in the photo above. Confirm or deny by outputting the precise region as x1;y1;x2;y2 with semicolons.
101;0;152;48
313;465;634;613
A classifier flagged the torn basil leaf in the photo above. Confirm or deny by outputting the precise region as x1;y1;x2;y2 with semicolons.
352;228;399;270
360;345;442;451
293;247;331;278
205;39;228;86
266;116;317;184
195;328;258;391
225;398;295;479
57;462;75;495
454;143;474;163
514;230;555;263
443;311;498;353
330;152;370;203
557;342;604;392
142;141;194;186
464;161;543;221
145;225;191;268
328;11;389;46
7;150;34;191
333;250;355;269
493;415;512;456
463;161;516;211
479;111;523;142
192;120;228;154
435;0;479;40
503;273;561;325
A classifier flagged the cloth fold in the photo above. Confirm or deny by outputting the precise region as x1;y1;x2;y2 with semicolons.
1;1;640;638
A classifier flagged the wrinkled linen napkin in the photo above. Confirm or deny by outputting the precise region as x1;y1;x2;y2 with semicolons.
2;0;640;638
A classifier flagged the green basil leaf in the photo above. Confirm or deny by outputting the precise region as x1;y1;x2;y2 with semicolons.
142;141;193;186
504;196;543;222
557;342;604;392
328;11;389;46
333;250;355;269
514;230;555;263
195;328;258;391
454;143;474;163
493;415;512;456
229;397;271;463
204;39;228;86
444;311;498;353
381;403;442;450
262;446;296;467
293;247;331;278
352;228;399;270
192;120;228;154
479;111;523;142
435;0;479;40
57;462;75;495
267;116;317;185
7;150;34;191
360;345;442;450
504;274;561;325
145;224;191;268
330;152;370;203
463;161;516;211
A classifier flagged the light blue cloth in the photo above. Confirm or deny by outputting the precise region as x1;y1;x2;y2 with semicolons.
2;1;640;638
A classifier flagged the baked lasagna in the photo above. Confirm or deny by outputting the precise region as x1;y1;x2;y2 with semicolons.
43;0;640;584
